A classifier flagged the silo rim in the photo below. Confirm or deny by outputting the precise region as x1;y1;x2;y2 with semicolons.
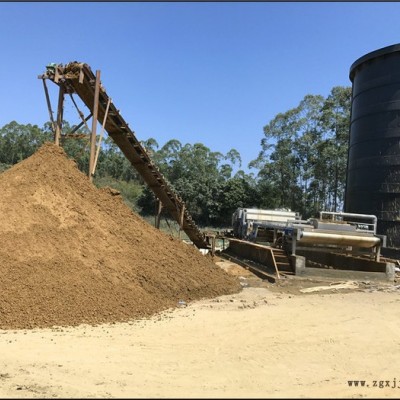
349;43;400;82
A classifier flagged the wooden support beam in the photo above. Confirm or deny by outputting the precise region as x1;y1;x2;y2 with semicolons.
178;205;185;239
270;248;281;279
55;85;65;146
89;70;101;181
66;113;92;136
206;234;216;256
218;252;276;283
42;78;56;135
79;67;84;84
92;97;111;176
155;199;163;229
68;93;92;133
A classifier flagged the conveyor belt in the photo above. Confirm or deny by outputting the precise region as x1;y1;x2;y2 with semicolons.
41;62;209;249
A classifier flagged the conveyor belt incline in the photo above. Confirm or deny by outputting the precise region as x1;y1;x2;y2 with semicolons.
41;62;209;249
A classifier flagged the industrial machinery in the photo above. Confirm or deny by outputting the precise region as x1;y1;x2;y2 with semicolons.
224;209;387;281
283;211;383;261
231;207;300;243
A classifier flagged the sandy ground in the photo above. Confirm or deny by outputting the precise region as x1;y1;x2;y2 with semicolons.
1;260;400;399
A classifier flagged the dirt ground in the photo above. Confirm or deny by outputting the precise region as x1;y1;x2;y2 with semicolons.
1;259;400;399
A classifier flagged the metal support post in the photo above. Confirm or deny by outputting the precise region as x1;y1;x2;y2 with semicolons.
291;230;298;256
375;243;381;262
89;70;101;181
273;228;278;245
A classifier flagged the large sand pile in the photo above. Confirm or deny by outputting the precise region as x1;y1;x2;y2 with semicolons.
0;143;241;329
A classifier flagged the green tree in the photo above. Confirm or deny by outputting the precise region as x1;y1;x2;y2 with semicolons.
317;86;351;211
251;94;324;217
216;171;258;226
138;140;247;227
251;87;351;218
0;121;51;167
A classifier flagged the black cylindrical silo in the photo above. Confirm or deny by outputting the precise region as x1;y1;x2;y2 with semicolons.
345;44;400;248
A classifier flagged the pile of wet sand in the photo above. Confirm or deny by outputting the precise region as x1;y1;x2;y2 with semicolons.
0;143;241;329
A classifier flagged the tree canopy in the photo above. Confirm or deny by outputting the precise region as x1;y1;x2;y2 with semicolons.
250;86;351;219
138;140;254;226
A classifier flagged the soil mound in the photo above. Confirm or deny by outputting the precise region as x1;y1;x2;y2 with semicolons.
0;143;241;329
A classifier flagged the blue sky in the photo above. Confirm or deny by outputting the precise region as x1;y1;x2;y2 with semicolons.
1;2;400;172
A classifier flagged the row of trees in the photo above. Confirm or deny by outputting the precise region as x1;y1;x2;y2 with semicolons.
137;140;257;226
250;86;351;218
0;85;351;227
